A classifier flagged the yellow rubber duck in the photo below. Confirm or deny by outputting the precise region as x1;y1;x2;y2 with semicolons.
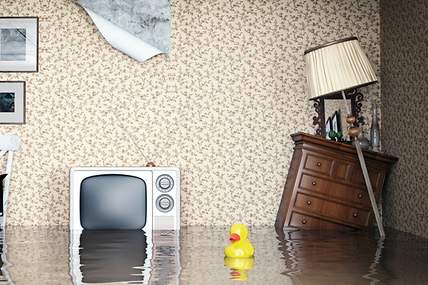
224;224;255;258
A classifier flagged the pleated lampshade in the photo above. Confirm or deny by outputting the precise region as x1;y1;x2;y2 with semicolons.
304;37;377;99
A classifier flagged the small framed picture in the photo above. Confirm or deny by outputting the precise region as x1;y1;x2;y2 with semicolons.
0;17;38;72
0;81;25;124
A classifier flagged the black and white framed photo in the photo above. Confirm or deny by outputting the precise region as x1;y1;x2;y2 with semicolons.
0;17;38;72
0;81;25;124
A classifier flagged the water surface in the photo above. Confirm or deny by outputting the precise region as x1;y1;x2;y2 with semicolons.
0;226;427;284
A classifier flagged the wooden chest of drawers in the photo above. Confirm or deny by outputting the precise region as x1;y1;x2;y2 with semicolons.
275;132;398;230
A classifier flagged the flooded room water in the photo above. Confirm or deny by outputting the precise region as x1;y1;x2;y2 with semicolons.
0;226;427;284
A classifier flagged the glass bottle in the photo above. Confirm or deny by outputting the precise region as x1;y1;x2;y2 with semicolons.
356;125;370;150
370;104;381;152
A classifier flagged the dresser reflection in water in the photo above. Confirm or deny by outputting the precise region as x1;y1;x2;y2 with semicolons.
70;230;181;285
276;229;386;284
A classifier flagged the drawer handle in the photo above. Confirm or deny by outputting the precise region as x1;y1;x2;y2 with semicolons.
306;200;312;206
357;193;363;199
301;219;307;224
311;181;317;186
353;212;359;218
316;162;322;167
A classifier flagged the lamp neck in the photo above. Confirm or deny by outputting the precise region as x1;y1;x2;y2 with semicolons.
341;90;351;115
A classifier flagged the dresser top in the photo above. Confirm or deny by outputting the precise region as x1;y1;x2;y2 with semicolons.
291;132;398;164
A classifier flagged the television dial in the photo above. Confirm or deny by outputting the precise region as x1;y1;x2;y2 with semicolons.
156;194;174;212
156;174;174;192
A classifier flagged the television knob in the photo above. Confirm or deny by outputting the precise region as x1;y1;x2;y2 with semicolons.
159;197;171;209
156;174;174;192
159;178;171;189
156;194;174;213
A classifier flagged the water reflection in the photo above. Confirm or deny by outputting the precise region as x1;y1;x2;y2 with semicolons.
149;231;181;285
76;231;148;284
1;227;71;284
224;257;254;281
362;238;384;284
276;229;386;284
0;227;427;284
0;229;10;284
71;230;180;285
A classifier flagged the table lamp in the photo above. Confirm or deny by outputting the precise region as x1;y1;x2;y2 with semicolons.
304;37;385;237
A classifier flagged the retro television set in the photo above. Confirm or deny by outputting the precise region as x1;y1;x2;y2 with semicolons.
70;167;180;232
69;167;181;285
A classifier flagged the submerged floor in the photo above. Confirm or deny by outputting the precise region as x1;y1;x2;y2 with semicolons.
0;226;427;284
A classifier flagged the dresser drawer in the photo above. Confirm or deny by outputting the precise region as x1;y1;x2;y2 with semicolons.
294;193;370;227
350;165;384;190
289;212;348;230
303;153;332;175
299;173;372;208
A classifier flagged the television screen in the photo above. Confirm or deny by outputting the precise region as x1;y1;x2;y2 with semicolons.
80;174;147;230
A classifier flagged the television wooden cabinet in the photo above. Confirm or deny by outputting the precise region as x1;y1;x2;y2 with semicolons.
275;132;398;230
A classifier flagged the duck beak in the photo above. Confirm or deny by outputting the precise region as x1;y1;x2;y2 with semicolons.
229;233;240;241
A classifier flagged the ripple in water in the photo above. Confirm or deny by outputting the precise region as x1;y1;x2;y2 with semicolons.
0;226;427;284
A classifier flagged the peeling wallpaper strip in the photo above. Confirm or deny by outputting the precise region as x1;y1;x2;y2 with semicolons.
77;0;171;61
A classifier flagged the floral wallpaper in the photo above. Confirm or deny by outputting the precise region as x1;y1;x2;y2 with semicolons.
381;0;428;238
0;0;379;226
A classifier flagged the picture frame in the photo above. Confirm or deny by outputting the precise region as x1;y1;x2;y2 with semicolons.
0;81;25;124
310;89;364;138
0;17;38;72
